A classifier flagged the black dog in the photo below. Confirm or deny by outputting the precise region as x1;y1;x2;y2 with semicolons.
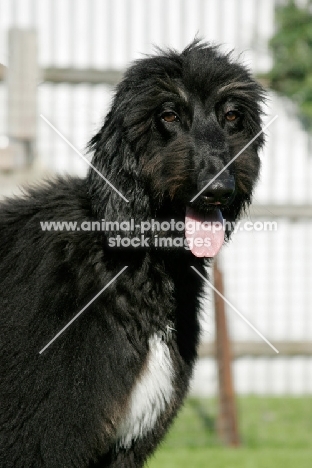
0;41;264;467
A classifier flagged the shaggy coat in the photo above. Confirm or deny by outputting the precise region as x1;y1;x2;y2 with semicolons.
0;42;264;467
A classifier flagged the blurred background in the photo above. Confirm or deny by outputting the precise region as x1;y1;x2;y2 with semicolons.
0;1;312;467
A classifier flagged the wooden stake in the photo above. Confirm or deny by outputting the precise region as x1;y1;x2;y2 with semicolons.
213;258;240;446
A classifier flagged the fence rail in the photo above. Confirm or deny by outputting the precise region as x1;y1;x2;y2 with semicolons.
199;341;312;358
0;65;123;86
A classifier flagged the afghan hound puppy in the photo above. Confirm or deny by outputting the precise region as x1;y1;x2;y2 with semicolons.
0;41;265;467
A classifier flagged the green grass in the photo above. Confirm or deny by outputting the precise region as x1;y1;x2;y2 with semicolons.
147;397;312;468
149;448;312;468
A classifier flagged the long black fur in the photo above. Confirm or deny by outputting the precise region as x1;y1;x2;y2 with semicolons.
0;42;265;467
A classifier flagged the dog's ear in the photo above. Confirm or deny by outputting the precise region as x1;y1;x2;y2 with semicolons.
87;107;153;237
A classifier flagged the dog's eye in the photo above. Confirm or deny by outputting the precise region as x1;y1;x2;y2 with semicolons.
161;112;179;123
225;110;240;122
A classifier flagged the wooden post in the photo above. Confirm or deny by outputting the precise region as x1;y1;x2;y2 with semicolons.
213;258;240;446
7;28;38;166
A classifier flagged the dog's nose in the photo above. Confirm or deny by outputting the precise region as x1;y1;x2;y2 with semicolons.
201;178;235;205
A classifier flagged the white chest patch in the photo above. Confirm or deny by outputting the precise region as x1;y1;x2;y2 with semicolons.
116;333;174;449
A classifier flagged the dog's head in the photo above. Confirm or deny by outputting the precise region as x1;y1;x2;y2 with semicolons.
88;41;265;257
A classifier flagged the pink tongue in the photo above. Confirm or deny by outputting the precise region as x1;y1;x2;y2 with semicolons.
185;207;225;257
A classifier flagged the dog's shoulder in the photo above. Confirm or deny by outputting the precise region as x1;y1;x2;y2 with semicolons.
0;176;90;225
0;177;105;319
0;177;92;254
